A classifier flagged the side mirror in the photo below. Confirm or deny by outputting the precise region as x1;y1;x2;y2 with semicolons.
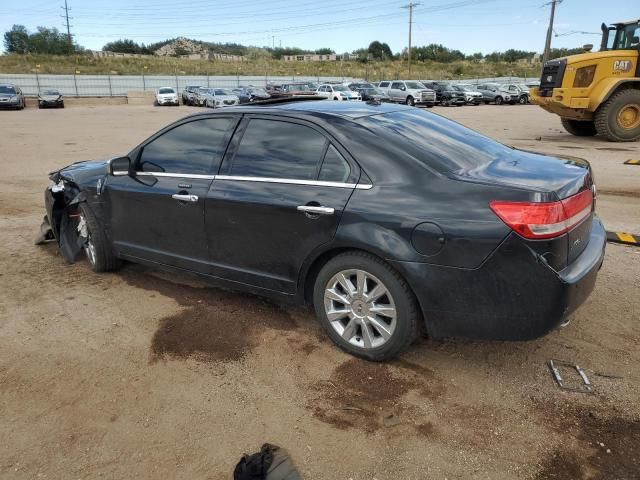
110;156;131;176
401;86;406;91
583;44;594;52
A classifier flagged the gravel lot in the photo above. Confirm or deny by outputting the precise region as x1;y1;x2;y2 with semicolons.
1;103;639;480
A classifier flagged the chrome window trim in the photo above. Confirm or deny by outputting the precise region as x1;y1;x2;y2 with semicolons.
128;172;373;189
136;172;215;180
215;175;372;189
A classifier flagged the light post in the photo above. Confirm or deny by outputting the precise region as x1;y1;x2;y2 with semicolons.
142;65;148;91
73;69;80;96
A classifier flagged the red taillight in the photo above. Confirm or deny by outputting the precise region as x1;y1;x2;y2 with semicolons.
490;189;593;239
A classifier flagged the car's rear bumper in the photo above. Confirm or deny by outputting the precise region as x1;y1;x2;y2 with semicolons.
391;218;606;341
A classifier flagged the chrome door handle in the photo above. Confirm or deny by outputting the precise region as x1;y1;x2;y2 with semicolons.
297;205;334;215
172;194;199;202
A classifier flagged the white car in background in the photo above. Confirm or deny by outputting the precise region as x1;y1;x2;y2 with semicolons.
316;84;361;101
204;88;240;108
155;87;179;106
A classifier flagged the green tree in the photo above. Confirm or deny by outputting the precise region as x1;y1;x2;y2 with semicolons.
368;41;393;60
103;39;145;54
314;48;334;55
3;25;29;54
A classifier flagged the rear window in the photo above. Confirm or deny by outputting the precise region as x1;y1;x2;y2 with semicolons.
359;109;511;173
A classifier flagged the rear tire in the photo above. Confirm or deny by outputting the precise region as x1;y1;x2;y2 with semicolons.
78;203;120;273
313;251;420;361
495;96;503;105
594;88;640;142
561;118;597;137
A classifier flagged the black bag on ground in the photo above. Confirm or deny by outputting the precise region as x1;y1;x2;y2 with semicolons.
233;443;301;480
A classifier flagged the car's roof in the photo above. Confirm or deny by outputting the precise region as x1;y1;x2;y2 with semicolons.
189;99;406;119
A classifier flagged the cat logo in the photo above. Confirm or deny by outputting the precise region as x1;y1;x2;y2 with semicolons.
613;60;632;72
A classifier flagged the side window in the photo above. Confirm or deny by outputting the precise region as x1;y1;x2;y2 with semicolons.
391;82;402;89
318;145;350;183
138;118;235;174
230;119;327;180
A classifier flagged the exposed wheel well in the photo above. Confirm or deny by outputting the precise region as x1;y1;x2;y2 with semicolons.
301;247;427;334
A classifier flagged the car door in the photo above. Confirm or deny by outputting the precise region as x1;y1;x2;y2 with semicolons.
204;115;359;294
104;116;240;273
389;82;404;101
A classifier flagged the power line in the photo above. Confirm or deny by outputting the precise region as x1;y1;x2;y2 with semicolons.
542;0;562;64
60;0;72;48
402;2;420;76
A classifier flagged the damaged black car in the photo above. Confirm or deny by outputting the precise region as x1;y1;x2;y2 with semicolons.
39;101;606;361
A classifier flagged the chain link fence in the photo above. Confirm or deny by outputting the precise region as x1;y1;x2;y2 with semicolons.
0;73;539;97
0;73;352;97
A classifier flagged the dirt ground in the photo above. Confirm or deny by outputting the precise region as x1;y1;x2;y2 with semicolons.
1;103;639;480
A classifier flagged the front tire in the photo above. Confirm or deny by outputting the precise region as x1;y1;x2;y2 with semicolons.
495;96;503;105
78;203;120;273
405;96;415;106
561;118;597;137
594;88;640;142
313;251;420;361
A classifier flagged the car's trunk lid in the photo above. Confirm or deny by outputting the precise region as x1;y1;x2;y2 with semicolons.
452;148;595;268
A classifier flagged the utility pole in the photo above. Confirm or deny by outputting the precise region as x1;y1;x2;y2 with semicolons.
61;0;72;49
542;0;562;65
402;2;420;76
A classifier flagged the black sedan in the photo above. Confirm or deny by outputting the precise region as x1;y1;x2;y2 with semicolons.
39;101;605;361
348;83;389;102
38;89;64;108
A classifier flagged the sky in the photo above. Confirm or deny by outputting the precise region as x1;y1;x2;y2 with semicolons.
2;0;638;55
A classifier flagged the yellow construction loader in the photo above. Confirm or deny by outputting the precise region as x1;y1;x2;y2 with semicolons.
530;19;640;141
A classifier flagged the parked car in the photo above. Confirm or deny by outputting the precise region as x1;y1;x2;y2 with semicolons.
421;81;467;106
37;89;64;108
231;86;270;104
266;83;316;98
243;87;271;102
194;87;214;106
499;83;530;104
38;102;605;361
231;88;252;104
0;84;25;110
348;83;389;102
473;84;516;105
154;87;179;106
453;84;483;104
378;81;436;107
203;88;240;108
316;84;362;101
181;86;202;106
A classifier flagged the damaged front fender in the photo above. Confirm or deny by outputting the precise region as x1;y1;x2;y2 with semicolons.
40;159;110;264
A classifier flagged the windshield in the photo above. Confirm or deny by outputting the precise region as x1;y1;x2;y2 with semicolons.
0;86;16;94
42;90;60;95
613;22;640;50
359;109;511;173
158;88;174;94
213;89;232;95
405;81;425;89
333;85;349;92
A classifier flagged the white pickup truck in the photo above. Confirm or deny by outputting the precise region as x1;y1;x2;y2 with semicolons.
376;80;437;107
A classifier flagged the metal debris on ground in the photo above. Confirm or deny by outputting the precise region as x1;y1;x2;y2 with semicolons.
548;359;593;394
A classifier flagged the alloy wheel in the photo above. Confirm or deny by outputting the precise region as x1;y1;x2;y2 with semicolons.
323;269;397;349
77;214;97;267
